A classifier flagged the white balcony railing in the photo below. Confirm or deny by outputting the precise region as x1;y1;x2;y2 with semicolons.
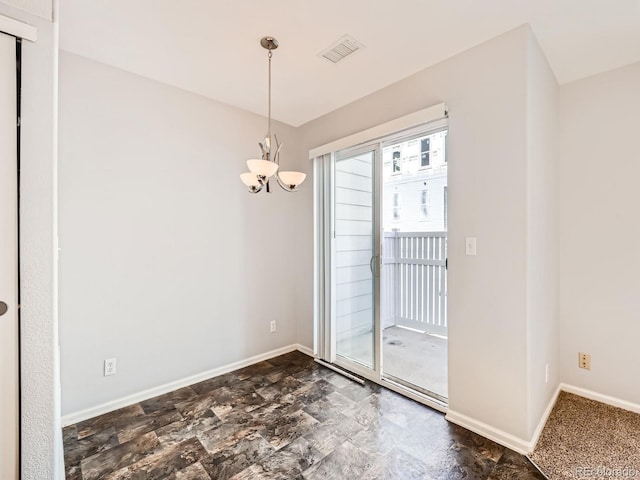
382;231;448;336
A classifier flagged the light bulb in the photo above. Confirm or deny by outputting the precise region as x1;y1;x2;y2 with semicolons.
247;159;278;178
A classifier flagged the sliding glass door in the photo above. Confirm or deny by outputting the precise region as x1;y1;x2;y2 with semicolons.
315;109;449;410
333;146;380;376
380;128;448;402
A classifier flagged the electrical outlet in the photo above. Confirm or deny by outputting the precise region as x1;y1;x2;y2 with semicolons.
578;352;591;370
270;321;277;333
104;358;117;376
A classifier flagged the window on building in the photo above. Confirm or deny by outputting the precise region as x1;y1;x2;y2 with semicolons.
421;189;429;217
393;192;400;220
392;149;401;174
420;138;430;168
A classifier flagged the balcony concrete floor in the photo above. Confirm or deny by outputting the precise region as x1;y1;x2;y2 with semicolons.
337;325;448;399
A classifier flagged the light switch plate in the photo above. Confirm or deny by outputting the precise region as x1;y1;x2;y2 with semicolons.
465;237;477;256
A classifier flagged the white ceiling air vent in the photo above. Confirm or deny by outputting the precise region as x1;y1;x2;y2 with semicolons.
320;35;365;64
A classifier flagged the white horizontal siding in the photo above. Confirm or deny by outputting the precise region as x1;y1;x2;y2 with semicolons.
336;293;373;317
335;279;372;301
336;157;373;176
335;204;372;222
335;309;374;335
336;249;371;268
335;172;373;192
335;187;372;207
335;153;374;339
335;220;372;236
336;235;372;252
336;265;371;285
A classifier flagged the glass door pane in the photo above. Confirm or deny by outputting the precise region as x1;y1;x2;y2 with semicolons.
381;128;448;400
334;149;377;369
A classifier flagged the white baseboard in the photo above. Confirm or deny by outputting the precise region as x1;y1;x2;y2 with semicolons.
62;344;302;427
560;383;640;414
446;384;640;456
529;384;562;452
295;343;315;358
446;385;562;455
445;410;531;455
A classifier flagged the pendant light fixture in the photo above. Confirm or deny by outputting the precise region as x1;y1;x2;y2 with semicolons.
240;36;306;194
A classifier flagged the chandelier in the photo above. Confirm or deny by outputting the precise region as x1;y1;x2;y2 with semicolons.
240;36;306;193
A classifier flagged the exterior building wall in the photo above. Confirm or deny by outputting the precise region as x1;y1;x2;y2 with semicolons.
383;130;447;232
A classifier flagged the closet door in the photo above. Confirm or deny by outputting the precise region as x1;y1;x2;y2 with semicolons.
0;30;19;480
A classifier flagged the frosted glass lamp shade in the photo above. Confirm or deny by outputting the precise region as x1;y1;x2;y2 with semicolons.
247;159;278;178
278;171;306;187
240;172;261;187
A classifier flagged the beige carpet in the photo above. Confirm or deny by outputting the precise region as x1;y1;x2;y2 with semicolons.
531;392;640;479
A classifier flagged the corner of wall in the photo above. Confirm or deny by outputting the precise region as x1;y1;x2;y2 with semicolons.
293;122;315;352
524;24;560;440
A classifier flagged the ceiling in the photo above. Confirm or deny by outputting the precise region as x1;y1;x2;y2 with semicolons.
59;0;640;127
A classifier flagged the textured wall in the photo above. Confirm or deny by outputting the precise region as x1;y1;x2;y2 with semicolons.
0;1;63;478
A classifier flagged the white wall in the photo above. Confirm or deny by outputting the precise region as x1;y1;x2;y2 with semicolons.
296;26;534;442
0;1;63;478
58;52;300;415
558;61;640;405
525;31;559;438
1;0;51;19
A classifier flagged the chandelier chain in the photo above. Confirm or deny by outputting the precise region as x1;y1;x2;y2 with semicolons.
268;49;272;141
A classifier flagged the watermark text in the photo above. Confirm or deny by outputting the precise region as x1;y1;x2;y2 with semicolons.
575;466;638;478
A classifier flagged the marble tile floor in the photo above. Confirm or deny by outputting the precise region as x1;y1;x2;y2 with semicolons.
63;351;545;479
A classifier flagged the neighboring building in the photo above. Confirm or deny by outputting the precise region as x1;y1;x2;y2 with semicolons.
383;129;448;232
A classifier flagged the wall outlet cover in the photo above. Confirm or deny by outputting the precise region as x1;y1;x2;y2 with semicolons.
578;352;591;370
104;358;117;376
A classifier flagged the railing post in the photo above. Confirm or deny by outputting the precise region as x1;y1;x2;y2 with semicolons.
392;229;400;328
